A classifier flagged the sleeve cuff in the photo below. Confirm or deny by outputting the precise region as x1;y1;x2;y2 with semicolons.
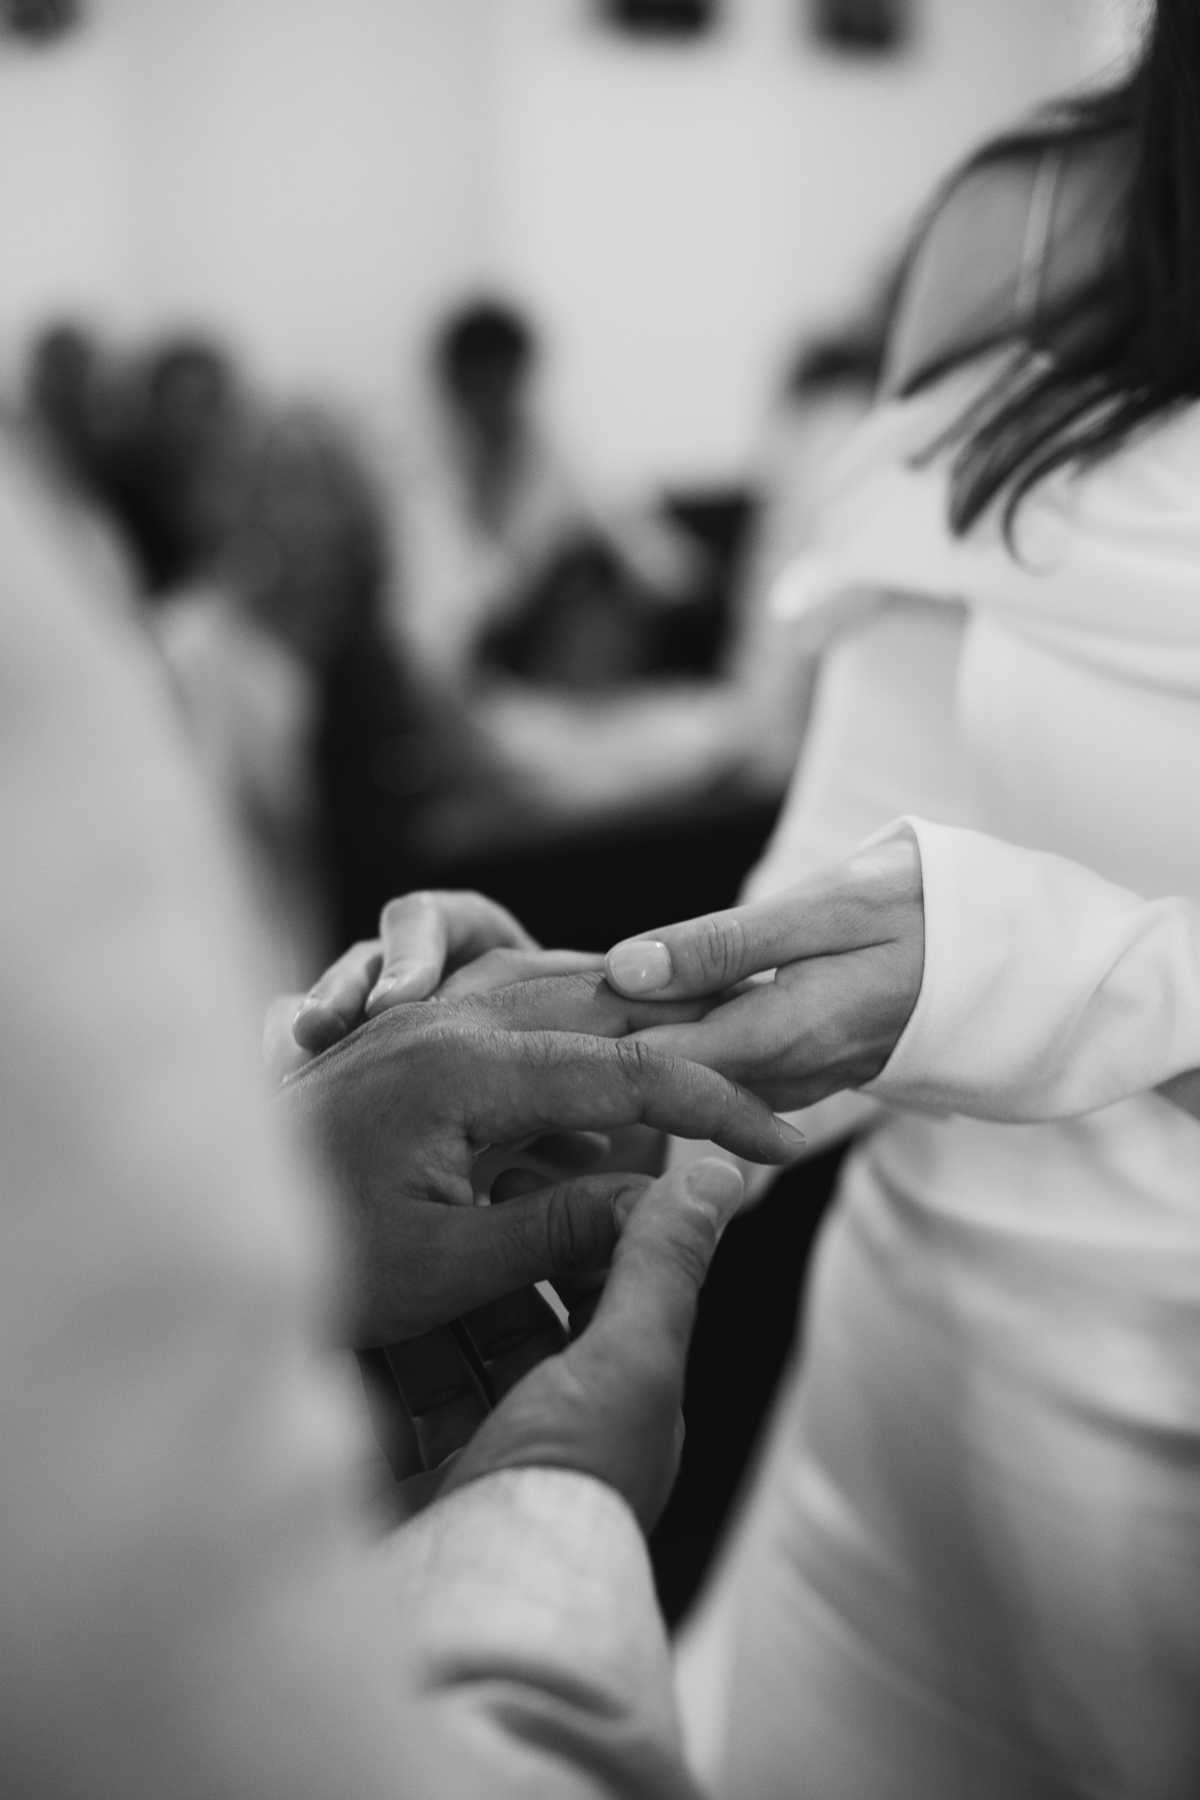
863;817;1200;1122
376;1466;681;1749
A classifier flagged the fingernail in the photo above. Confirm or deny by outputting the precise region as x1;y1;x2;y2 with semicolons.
606;939;673;995
292;995;320;1025
683;1159;744;1230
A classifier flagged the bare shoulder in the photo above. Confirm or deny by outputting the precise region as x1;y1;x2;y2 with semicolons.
882;132;1131;397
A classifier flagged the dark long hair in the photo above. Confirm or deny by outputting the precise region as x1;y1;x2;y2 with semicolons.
902;0;1200;536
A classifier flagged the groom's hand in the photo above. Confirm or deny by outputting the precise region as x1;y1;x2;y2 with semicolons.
440;1158;746;1532
267;891;598;1081
280;1003;802;1344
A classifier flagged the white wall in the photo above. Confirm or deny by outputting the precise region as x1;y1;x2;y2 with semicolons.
0;18;133;362
487;0;1139;488
0;0;1141;483
0;0;490;408
117;0;490;410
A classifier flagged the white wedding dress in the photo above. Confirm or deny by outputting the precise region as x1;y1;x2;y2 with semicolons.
677;361;1200;1799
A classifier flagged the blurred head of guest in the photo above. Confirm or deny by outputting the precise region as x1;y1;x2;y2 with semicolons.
0;0;81;43
23;321;101;483
436;299;535;462
103;334;244;594
221;408;386;670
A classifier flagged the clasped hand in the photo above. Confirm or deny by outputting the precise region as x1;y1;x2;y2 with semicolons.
605;826;925;1109
272;847;923;1526
271;833;925;1117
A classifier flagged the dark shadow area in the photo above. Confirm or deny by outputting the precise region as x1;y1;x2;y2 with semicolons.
404;790;784;954
651;1141;847;1627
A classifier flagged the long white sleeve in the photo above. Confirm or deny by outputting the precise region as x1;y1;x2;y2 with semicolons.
0;435;694;1799
865;817;1200;1122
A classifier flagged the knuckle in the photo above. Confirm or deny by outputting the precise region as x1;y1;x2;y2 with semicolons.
615;1036;665;1085
544;1187;586;1273
695;911;746;987
517;1028;562;1077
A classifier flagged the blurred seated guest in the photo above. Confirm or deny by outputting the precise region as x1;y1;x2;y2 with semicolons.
22;320;101;485
439;305;892;832
388;297;704;693
12;320;143;622
154;406;406;999
480;540;652;691
104;334;245;595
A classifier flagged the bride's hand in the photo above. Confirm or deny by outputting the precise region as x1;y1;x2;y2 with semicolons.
264;891;603;1082
603;828;925;1112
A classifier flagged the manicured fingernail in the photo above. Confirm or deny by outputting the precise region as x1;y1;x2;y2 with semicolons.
292;995;320;1025
774;1118;807;1152
606;939;673;994
683;1159;745;1230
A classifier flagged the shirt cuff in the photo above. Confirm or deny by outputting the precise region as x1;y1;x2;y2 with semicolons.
375;1467;685;1781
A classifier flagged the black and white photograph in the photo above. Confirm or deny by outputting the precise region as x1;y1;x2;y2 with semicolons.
4;2;1197;1796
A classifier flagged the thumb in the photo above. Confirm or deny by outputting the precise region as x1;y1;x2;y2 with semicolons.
441;1159;743;1531
578;1157;745;1373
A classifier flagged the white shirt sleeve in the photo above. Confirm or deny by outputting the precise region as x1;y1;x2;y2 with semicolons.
378;1469;697;1799
864;816;1200;1122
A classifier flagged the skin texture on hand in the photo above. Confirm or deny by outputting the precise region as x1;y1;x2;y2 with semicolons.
441;1158;746;1533
282;893;559;1058
603;829;926;1111
278;993;802;1344
264;893;606;1083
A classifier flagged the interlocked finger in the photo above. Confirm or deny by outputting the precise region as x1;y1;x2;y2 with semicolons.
461;1029;804;1165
